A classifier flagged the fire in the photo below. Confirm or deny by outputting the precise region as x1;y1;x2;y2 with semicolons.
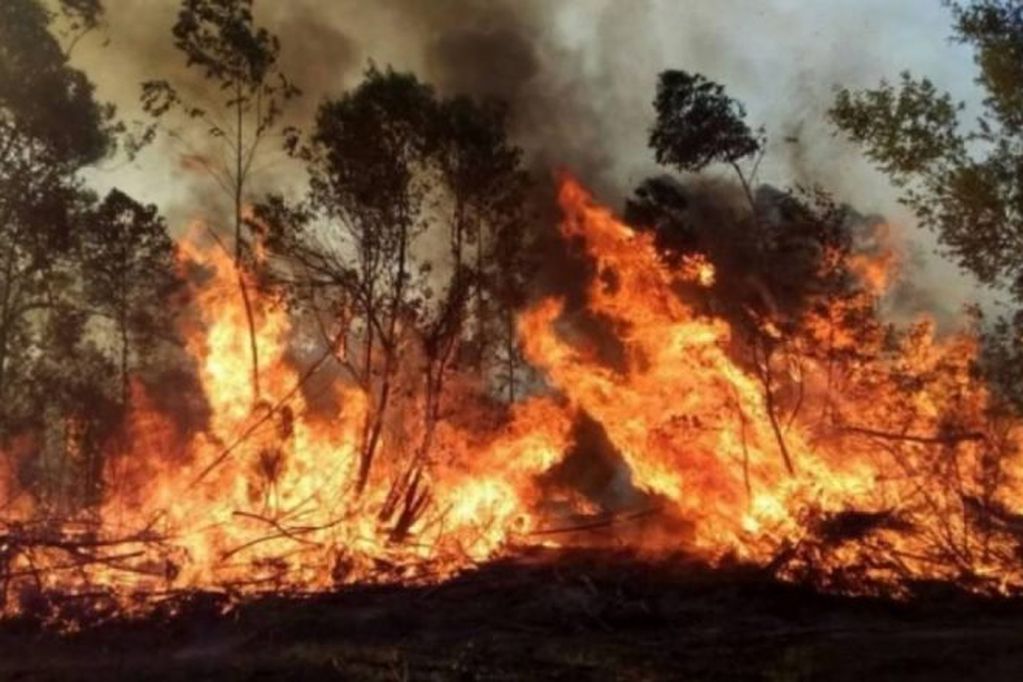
3;174;1023;622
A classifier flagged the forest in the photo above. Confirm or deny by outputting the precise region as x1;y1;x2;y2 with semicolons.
4;0;1023;679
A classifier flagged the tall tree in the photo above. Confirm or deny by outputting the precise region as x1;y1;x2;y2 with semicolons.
81;190;180;408
258;67;530;523
643;69;814;474
262;66;437;498
831;0;1023;407
434;95;531;400
0;0;118;441
649;70;763;206
831;0;1023;300
142;0;299;403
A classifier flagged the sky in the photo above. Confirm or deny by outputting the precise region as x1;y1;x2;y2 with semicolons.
71;0;994;319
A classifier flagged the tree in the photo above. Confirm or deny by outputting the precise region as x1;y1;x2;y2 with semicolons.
830;0;1023;409
831;0;1023;300
258;67;531;530
81;190;181;408
636;69;897;476
142;0;299;403
27;317;120;513
649;70;763;204
644;69;815;473
0;0;119;441
260;66;439;500
433;95;532;401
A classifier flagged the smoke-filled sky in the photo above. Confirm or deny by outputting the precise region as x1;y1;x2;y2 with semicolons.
72;0;993;318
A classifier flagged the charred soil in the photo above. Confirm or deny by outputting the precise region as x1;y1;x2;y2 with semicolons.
3;547;1023;681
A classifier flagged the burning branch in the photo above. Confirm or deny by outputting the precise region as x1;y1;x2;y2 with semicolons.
840;425;986;446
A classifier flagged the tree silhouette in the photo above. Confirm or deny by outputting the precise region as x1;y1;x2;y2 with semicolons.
434;95;530;398
831;1;1023;300
142;0;299;404
81;190;181;408
636;69;892;476
258;67;530;519
0;0;119;442
261;66;438;499
650;70;763;203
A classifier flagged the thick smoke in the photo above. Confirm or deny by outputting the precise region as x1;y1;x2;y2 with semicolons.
72;0;989;316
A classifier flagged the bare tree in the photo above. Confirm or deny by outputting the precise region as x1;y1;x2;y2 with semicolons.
258;68;531;534
142;0;298;403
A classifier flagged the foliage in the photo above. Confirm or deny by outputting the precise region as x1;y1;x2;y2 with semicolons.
831;1;1023;299
831;0;1023;409
649;70;761;174
0;0;120;441
0;0;181;511
81;190;181;405
636;67;899;475
257;65;531;504
0;0;117;169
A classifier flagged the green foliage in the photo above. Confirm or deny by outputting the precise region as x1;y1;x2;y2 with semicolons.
649;70;761;174
831;1;1023;299
831;74;966;180
831;0;1023;409
307;66;435;238
974;307;1023;409
173;0;277;86
0;0;122;443
954;0;1023;134
0;0;182;510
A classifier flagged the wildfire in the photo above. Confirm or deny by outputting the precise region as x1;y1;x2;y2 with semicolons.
3;174;1023;623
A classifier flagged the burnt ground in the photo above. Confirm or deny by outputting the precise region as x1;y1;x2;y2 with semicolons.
3;548;1023;681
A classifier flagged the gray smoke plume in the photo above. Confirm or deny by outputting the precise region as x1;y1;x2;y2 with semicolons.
71;0;991;315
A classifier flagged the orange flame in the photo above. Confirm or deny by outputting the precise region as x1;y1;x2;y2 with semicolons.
4;175;1023;621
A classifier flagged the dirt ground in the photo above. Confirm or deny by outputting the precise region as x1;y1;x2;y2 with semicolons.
3;548;1023;680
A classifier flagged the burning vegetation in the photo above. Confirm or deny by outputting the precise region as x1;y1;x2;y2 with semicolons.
3;0;1023;640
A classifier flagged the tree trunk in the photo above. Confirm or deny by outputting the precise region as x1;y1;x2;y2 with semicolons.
755;339;795;475
476;217;487;367
356;215;409;495
234;90;260;403
119;308;130;410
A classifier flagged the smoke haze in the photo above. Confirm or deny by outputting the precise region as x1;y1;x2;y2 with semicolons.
71;0;992;318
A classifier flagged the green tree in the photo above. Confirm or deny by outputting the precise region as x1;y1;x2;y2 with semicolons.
643;70;815;473
433;95;530;398
637;69;900;476
261;67;438;501
831;1;1023;299
649;70;763;204
0;0;184;515
831;0;1023;408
